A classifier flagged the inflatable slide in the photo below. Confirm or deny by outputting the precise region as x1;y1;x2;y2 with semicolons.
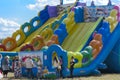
0;5;71;52
0;1;120;78
44;5;120;77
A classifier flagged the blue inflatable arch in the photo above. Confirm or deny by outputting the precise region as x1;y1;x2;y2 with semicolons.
44;44;68;72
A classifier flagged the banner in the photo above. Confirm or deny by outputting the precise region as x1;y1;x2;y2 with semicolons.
18;51;43;67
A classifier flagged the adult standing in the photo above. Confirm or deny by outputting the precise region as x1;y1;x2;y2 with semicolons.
37;57;42;79
1;56;10;78
14;56;21;78
25;56;34;79
59;56;63;78
70;56;75;78
53;57;60;78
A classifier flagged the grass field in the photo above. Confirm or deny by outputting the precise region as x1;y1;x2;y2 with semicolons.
1;73;120;80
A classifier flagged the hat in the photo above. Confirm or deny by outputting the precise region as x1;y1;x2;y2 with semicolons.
5;56;9;59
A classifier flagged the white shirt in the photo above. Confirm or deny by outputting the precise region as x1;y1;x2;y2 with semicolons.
25;58;33;68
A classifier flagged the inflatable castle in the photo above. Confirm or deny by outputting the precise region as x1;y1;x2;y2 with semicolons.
0;0;120;78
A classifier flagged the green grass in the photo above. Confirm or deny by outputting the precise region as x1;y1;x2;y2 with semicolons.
2;72;120;80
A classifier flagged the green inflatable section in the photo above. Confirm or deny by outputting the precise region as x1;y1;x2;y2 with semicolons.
81;46;93;67
67;51;83;68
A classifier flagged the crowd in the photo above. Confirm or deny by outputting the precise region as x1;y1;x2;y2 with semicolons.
0;54;76;79
0;55;50;79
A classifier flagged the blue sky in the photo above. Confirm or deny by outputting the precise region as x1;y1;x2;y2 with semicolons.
0;0;119;39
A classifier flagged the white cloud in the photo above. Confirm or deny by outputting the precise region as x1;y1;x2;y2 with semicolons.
0;18;20;27
27;0;119;10
0;18;20;39
63;0;76;4
27;0;60;11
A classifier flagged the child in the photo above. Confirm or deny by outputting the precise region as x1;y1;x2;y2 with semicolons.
42;66;49;78
43;66;48;74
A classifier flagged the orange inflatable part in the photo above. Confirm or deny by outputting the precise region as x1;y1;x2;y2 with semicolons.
51;35;59;44
89;40;97;49
89;34;103;58
2;37;17;51
90;40;102;51
94;34;103;48
46;35;59;46
46;40;54;46
0;44;7;51
93;34;102;43
30;35;45;50
92;49;99;59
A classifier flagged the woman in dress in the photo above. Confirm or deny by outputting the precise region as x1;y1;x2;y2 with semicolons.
14;56;21;78
1;56;10;78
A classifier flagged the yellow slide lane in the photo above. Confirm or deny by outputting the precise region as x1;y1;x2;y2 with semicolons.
62;17;102;52
13;13;64;51
24;13;65;43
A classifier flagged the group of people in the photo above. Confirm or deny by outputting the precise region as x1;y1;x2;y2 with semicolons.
0;55;21;78
0;55;45;79
21;56;48;79
21;56;42;79
53;56;76;78
0;54;76;79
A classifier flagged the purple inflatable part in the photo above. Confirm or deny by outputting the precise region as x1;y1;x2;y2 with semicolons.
114;5;120;12
118;13;120;16
48;6;58;18
77;2;86;7
71;7;79;11
71;7;75;11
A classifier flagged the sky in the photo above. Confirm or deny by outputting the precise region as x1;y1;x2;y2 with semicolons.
0;0;119;39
